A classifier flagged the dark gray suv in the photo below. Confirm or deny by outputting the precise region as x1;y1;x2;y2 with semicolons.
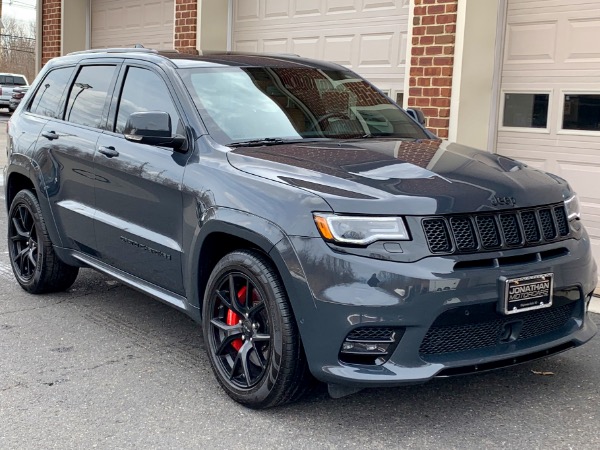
5;49;597;408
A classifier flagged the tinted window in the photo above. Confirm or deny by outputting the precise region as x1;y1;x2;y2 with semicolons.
115;67;181;135
503;93;549;128
563;94;600;131
29;67;75;119
66;65;116;128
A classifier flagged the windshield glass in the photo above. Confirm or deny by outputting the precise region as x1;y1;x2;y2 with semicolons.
179;67;428;145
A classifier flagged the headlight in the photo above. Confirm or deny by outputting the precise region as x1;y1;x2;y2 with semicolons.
313;213;410;245
564;194;581;220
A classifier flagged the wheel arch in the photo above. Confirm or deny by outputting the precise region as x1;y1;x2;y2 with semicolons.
185;211;313;324
5;161;64;248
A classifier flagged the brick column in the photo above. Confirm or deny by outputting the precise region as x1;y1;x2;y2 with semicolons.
41;0;62;66
408;0;458;138
174;0;199;54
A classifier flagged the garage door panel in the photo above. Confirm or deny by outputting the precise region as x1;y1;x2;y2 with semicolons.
505;22;558;64
92;0;174;49
498;0;600;269
566;18;600;61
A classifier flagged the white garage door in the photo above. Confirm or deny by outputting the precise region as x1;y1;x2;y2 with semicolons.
232;0;409;98
91;0;174;49
497;0;600;265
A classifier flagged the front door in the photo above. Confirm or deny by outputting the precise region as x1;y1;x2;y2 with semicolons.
92;65;188;294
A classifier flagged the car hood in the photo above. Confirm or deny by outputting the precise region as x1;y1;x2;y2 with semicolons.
226;139;571;215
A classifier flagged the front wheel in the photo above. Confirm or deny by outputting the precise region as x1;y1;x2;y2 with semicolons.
8;189;79;293
202;250;311;408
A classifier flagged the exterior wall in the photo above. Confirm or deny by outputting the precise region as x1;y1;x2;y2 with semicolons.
62;0;87;56
41;0;61;65
449;0;502;150
174;0;198;54
408;0;458;138
199;0;229;51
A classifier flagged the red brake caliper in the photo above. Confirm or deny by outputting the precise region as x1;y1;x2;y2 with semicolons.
226;286;247;351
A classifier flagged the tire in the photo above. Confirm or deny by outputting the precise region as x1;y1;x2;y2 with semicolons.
202;250;312;409
8;189;79;294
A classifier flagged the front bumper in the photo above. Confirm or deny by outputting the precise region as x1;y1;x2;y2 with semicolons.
286;235;597;387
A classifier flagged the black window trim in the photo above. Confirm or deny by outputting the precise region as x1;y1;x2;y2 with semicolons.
62;59;123;131
105;60;192;148
25;64;78;120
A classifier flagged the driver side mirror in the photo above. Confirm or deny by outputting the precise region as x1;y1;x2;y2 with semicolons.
406;108;426;126
124;111;187;151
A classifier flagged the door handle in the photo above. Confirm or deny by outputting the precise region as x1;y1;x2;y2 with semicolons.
41;131;59;140
98;146;119;158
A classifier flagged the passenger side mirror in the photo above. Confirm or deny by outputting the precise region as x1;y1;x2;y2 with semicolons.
406;108;426;126
123;111;187;151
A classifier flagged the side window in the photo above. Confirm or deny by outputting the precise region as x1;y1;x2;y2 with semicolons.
65;65;117;129
29;67;75;119
115;67;182;136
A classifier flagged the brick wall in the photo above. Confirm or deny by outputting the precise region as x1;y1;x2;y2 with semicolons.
41;0;61;66
408;0;458;138
174;0;198;54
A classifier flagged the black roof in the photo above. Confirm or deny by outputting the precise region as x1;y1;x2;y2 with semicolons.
62;48;347;71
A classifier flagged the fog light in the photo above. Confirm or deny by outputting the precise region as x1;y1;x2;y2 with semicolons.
339;327;405;365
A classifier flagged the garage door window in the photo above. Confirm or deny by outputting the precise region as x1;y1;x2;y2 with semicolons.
562;94;600;132
502;93;549;129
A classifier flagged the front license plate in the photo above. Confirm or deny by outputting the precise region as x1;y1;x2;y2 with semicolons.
501;273;553;315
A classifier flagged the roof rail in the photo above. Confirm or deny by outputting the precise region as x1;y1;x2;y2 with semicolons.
67;47;158;56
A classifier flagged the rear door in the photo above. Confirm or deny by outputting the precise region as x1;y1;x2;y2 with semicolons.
93;63;189;294
32;62;120;253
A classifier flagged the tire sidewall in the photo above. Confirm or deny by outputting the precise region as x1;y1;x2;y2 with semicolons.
202;252;286;406
8;190;49;292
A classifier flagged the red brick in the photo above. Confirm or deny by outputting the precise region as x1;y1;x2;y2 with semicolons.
419;35;434;45
427;4;445;14
426;25;445;35
431;98;451;107
437;14;456;25
435;34;455;45
425;46;443;56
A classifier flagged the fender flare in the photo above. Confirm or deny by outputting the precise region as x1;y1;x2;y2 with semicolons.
183;208;315;323
5;155;64;248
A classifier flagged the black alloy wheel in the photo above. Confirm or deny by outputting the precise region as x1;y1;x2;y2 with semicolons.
9;201;39;283
203;250;312;408
208;271;271;388
8;190;79;294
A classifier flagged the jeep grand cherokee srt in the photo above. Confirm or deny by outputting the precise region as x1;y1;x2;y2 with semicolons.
5;48;597;408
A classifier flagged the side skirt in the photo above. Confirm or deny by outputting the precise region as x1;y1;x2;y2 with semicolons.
71;251;191;316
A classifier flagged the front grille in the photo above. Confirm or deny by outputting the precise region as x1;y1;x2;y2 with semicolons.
423;218;451;252
419;303;576;357
422;203;570;254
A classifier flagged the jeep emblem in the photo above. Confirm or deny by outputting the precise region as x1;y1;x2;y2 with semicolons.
491;195;517;207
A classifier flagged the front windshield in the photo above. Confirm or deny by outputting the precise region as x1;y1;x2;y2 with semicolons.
179;66;428;144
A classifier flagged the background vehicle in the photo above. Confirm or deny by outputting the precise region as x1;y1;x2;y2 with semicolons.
8;86;29;112
0;73;28;111
4;49;597;409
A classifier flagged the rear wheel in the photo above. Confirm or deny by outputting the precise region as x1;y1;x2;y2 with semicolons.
8;190;79;293
202;250;311;408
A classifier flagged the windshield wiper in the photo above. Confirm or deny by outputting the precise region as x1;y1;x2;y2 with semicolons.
229;138;292;147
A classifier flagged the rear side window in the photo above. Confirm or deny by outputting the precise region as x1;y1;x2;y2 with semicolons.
115;67;182;135
29;67;75;119
65;65;117;129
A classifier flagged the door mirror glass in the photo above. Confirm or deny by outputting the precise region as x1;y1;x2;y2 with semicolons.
123;111;186;150
406;108;426;125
